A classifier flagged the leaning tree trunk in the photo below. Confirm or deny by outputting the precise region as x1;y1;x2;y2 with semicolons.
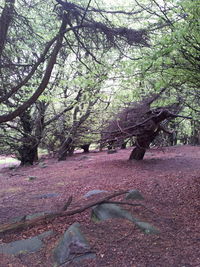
129;130;160;160
58;137;73;161
129;146;146;160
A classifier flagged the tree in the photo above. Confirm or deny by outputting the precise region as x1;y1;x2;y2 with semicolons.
56;61;109;160
0;0;68;122
131;0;200;143
0;0;152;162
0;100;48;165
100;0;199;149
0;0;148;124
101;91;191;160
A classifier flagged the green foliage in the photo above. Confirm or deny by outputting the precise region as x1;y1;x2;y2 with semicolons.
127;0;200;143
1;0;200;156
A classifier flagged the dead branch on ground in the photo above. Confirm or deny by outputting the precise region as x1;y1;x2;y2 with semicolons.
0;190;134;236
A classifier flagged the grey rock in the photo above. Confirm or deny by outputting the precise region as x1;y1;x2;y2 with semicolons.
91;203;134;222
11;215;26;223
11;211;52;223
91;203;159;234
28;176;37;181
26;211;52;220
39;162;48;168
72;252;96;262
0;230;53;255
53;223;95;265
135;221;160;234
37;231;54;239
125;190;144;200
84;189;108;198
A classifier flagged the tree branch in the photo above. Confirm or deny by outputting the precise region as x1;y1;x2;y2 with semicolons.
0;190;129;235
0;17;67;123
0;0;15;58
0;36;57;103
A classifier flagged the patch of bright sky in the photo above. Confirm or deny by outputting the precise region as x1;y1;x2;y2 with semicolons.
96;0;134;9
95;0;170;9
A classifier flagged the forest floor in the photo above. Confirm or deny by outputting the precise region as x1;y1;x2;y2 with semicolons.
0;145;200;267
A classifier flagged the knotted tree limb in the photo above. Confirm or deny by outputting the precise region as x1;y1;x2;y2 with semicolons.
101;92;193;161
102;111;192;140
0;190;130;236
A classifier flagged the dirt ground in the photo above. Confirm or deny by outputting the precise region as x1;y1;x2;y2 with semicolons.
0;145;200;267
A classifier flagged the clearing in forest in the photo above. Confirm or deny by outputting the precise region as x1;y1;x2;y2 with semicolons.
0;145;200;267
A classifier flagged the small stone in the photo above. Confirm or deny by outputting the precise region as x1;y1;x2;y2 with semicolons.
33;193;60;199
39;162;47;168
28;176;37;181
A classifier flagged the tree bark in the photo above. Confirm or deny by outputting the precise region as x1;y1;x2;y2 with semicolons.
17;108;44;165
18;141;38;165
129;128;160;160
58;137;73;161
121;142;127;149
129;146;146;160
81;144;90;153
0;0;15;58
0;16;67;123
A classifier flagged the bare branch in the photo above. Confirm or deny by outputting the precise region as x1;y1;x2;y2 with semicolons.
0;190;129;235
0;17;67;123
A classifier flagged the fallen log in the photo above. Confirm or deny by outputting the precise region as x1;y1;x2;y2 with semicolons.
0;190;130;236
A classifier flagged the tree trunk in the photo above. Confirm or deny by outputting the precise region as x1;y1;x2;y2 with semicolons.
18;141;38;165
0;17;67;123
121;142;127;149
0;0;15;58
81;144;90;153
129;146;146;160
68;146;75;156
129;129;160;160
58;137;73;161
189;120;200;145
17;111;39;165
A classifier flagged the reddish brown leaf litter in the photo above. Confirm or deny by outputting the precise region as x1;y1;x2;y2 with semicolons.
0;145;200;267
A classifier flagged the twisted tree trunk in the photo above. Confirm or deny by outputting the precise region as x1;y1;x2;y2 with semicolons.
58;137;74;161
18;139;38;165
129;146;146;160
129;129;160;160
81;144;90;153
